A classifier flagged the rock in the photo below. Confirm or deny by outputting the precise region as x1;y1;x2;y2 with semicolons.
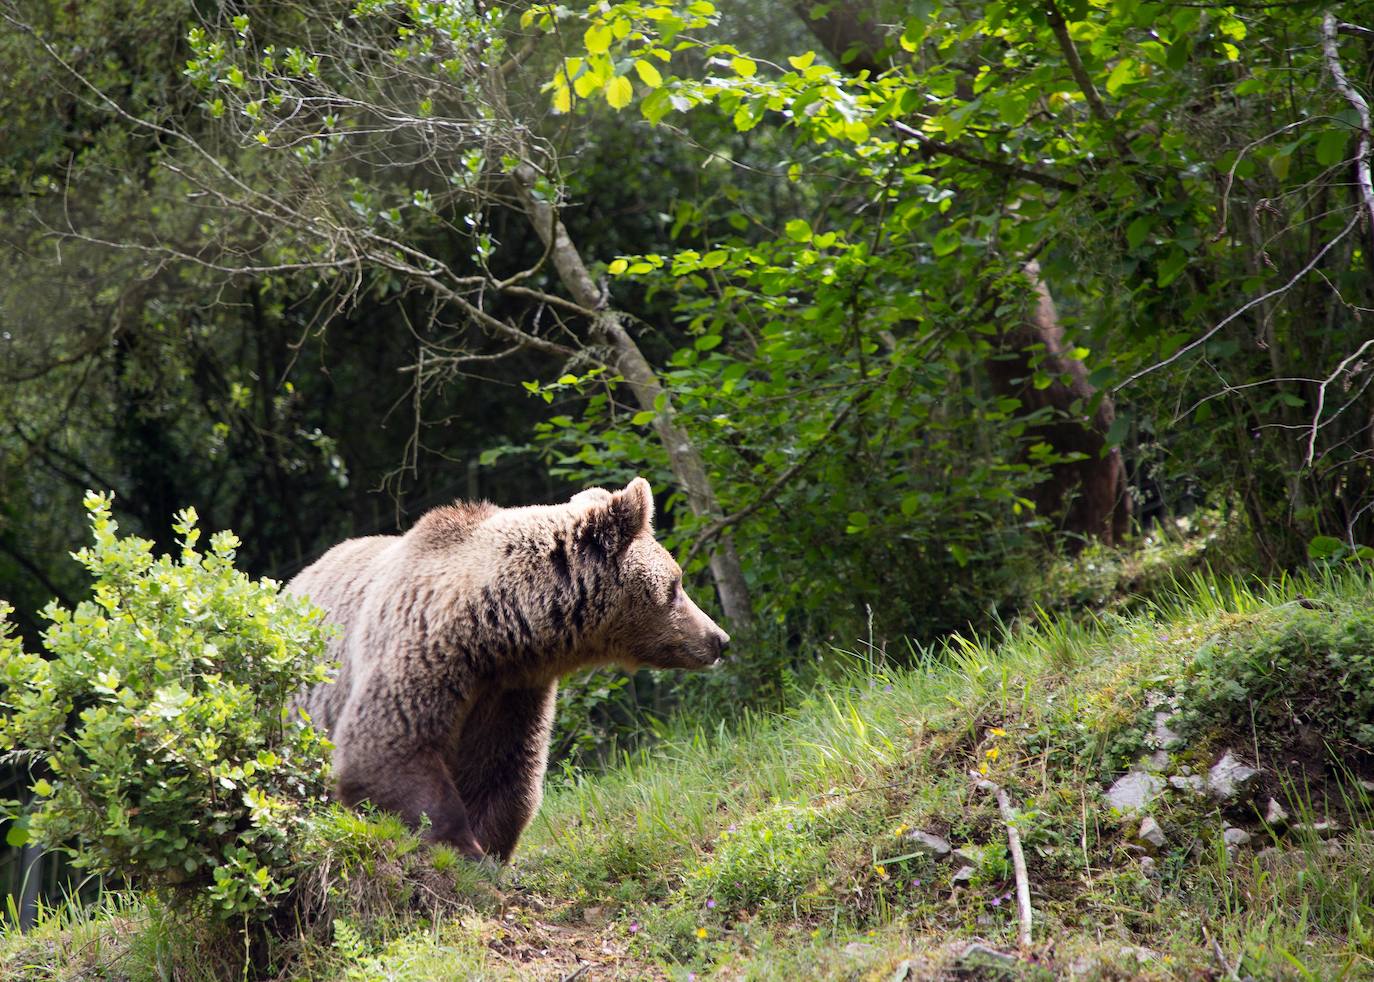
1137;816;1167;851
1359;779;1374;793
1207;750;1259;803
1106;770;1165;814
1138;856;1157;877
1320;841;1344;858
1264;798;1289;825
1222;826;1252;848
1148;712;1183;750
904;830;951;858
1292;820;1339;837
844;942;875;957
958;943;1018;967
1169;774;1205;795
1139;749;1171;772
950;865;976;885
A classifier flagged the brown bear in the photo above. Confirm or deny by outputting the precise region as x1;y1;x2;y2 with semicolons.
286;477;729;861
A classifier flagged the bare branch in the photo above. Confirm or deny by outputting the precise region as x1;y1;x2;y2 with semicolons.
1321;14;1374;245
1306;336;1374;466
1115;210;1363;390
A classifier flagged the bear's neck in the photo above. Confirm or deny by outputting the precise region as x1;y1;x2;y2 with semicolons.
442;528;622;686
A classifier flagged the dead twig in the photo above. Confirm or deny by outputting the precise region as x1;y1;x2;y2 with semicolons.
974;776;1033;949
1202;923;1240;981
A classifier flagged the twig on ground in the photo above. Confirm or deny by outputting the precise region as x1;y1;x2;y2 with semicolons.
974;775;1033;949
1202;923;1240;980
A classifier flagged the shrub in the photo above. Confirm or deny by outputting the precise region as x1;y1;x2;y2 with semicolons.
0;492;335;920
1177;603;1374;755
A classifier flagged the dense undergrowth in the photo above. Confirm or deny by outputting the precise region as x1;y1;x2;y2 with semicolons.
4;561;1374;980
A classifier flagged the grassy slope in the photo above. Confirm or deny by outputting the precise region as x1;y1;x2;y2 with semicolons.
5;567;1374;980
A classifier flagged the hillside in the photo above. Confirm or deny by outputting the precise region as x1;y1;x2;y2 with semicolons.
5;569;1374;980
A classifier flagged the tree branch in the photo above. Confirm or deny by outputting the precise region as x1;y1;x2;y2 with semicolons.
889;119;1080;193
685;397;859;566
1043;0;1130;156
1322;14;1374;247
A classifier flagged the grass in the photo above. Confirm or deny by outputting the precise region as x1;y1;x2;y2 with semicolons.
4;565;1374;979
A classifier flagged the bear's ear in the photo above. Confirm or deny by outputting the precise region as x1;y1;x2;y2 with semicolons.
612;476;654;536
574;477;654;559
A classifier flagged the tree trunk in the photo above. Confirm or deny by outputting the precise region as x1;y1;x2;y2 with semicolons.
984;263;1130;546
511;165;754;627
793;4;1131;547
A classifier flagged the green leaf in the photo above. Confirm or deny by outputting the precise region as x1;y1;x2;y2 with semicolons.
584;23;612;55
631;410;657;425
784;219;812;243
932;226;961;256
731;56;757;77
1315;129;1348;168
1156;248;1187;287
605;75;634;110
1307;535;1344;560
634;59;663;88
1125;215;1153;250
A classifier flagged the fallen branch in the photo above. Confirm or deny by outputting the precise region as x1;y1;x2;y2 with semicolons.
975;776;1033;949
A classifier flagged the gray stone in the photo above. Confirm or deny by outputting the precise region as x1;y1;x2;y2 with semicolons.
1148;712;1184;750
1169;774;1205;795
1264;798;1289;825
1292;820;1339;837
1106;770;1165;814
950;865;976;885
1137;816;1167;851
904;830;951;858
1207;750;1260;803
1138;856;1157;877
1139;749;1171;772
1222;826;1252;848
844;942;875;957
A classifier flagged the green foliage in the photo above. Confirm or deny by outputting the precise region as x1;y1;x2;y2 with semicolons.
681;800;830;913
1178;601;1374;755
0;493;334;920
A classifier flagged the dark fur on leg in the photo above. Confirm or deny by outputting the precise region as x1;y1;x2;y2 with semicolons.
448;683;557;862
337;748;484;859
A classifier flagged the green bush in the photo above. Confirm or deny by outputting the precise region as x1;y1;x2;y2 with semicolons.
1177;603;1374;755
0;493;335;920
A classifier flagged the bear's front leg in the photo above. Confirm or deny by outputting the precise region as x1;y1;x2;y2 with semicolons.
336;747;485;860
449;682;558;862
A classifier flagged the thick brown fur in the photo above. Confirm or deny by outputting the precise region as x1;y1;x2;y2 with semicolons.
287;478;729;861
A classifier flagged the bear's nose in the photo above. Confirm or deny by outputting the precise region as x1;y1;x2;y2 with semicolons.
715;629;730;657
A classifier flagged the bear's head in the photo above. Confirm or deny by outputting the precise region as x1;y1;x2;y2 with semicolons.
574;477;730;670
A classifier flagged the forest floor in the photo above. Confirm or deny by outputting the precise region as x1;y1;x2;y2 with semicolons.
5;561;1374;980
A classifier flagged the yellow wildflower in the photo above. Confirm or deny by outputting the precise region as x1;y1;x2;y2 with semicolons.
990;727;1007;737
874;864;888;879
985;746;1000;762
696;927;708;939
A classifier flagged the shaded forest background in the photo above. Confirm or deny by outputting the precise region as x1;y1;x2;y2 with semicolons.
1;0;1372;909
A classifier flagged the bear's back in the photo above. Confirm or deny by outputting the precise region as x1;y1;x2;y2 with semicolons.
287;535;399;730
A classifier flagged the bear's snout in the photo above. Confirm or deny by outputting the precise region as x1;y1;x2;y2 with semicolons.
709;627;730;663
